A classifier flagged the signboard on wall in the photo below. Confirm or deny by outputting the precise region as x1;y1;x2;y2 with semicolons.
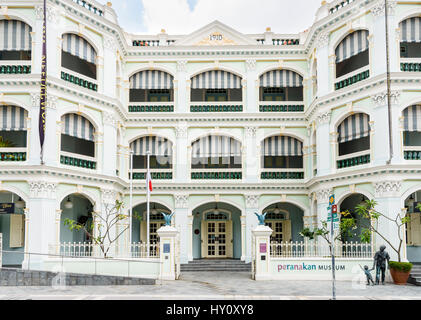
0;203;14;214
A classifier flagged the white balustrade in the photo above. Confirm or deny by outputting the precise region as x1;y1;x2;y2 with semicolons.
270;241;374;258
50;242;160;258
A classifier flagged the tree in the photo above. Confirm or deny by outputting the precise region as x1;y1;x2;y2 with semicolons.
300;211;357;254
354;199;413;262
64;200;141;258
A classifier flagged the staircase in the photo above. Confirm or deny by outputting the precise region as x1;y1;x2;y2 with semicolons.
408;263;421;286
181;259;251;272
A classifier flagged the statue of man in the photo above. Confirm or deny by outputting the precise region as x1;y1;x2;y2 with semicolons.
372;245;390;285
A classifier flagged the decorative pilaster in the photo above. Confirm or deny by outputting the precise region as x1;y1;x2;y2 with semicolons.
315;31;329;49
176;60;187;72
315;188;333;204
316;111;331;126
245;58;256;71
29;181;57;199
373;181;402;198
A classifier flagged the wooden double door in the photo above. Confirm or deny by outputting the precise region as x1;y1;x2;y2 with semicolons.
201;220;233;258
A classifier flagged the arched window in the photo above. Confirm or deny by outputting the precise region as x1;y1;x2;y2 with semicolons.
0;105;28;161
129;70;174;102
335;30;369;78
259;70;303;102
337;113;370;158
130;136;173;169
191;135;241;169
261;135;303;168
399;17;421;59
60;113;96;166
0;20;32;61
61;33;97;79
190;70;242;102
403;105;421;160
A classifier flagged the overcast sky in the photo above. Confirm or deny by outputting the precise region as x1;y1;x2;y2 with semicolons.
97;0;322;35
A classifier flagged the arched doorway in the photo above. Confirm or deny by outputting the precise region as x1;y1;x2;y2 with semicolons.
131;201;170;246
60;194;94;245
339;193;370;242
404;190;421;263
262;202;304;244
192;202;242;259
0;191;26;267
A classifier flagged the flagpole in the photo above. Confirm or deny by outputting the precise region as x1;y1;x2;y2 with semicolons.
147;150;151;257
129;150;133;247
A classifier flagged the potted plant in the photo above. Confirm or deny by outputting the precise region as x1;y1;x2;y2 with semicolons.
355;199;414;285
0;136;14;147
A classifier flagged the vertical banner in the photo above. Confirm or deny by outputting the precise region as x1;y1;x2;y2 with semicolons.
39;0;47;164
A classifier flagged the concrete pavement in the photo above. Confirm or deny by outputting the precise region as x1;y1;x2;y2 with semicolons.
0;271;420;300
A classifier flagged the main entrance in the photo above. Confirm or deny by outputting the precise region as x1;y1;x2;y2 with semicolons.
202;220;232;258
193;202;241;260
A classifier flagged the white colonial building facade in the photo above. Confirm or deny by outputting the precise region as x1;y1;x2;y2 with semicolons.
1;0;421;275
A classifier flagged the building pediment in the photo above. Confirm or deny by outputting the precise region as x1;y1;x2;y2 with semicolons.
175;20;256;47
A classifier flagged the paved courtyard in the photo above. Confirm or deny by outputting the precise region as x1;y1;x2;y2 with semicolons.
0;272;420;300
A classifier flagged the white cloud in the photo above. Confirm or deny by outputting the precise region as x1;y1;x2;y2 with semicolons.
140;0;321;35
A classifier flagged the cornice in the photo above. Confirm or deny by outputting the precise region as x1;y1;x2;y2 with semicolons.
2;165;421;196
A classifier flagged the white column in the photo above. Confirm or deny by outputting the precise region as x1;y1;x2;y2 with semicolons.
174;123;189;182
370;1;399;76
23;181;58;269
176;61;188;113
315;32;330;96
102;112;117;176
245;59;257;113
315;111;332;176
174;194;189;264
102;37;117;99
244;126;259;183
371;91;402;165
245;195;259;263
28;94;59;166
100;188;118;257
157;225;179;280
252;225;272;280
373;181;406;262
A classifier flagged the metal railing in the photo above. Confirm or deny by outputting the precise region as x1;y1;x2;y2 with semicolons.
270;241;374;258
49;242;160;258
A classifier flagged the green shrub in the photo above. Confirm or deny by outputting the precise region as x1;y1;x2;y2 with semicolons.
389;261;413;272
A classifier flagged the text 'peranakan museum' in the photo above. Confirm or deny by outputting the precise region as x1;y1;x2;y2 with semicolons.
0;0;421;281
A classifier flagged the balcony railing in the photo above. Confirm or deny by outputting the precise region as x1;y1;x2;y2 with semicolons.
272;39;300;45
259;102;304;112
61;70;98;92
337;152;370;169
401;59;421;72
328;0;356;15
261;170;304;180
129;170;173;180
404;150;421;160
0;64;31;74
132;40;160;47
270;240;374;258
335;68;369;90
50;242;160;258
191;170;242;180
128;103;174;113
0;148;26;161
60;152;97;170
71;0;104;17
190;103;243;113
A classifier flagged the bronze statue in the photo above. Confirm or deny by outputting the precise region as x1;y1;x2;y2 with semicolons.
359;264;375;286
161;211;175;226
373;245;390;285
254;211;267;225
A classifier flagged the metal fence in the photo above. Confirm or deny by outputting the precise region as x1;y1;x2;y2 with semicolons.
270;241;374;258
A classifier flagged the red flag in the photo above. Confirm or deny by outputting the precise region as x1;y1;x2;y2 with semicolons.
146;171;152;192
